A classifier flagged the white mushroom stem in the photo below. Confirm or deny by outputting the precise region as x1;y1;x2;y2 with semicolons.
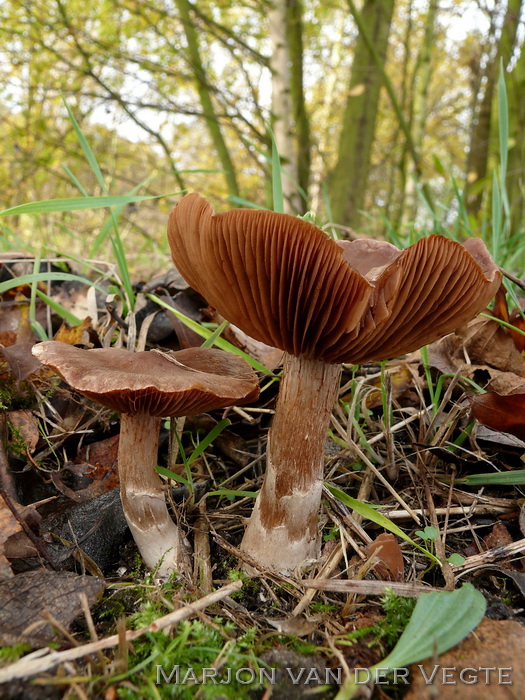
118;413;189;578
240;353;341;573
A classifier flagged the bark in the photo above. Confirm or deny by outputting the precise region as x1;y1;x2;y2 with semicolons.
118;413;189;578
330;0;395;229
465;0;522;215
175;0;240;198
286;0;311;208
240;354;341;572
270;0;301;213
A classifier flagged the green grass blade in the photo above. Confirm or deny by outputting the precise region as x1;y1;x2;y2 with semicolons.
454;470;525;486
227;196;267;210
326;485;440;564
146;293;271;374
0;195;164;216
155;466;189;486
63;98;108;193
206;489;259;498
498;61;509;188
62;165;89;196
200;320;229;348
35;289;82;326
187;419;232;466
0;273;107;296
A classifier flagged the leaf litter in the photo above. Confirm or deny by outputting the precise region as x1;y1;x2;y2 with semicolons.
0;260;524;698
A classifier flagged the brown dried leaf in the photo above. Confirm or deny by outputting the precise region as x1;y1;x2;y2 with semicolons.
0;343;42;381
8;410;40;454
0;570;105;645
364;533;404;581
470;392;525;441
53;317;93;345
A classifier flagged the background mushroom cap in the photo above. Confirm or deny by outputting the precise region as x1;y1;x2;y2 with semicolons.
168;193;501;364
32;342;260;415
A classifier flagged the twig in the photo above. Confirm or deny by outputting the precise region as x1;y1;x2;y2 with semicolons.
500;266;525;292
452;537;525;577
0;580;243;683
300;578;439;598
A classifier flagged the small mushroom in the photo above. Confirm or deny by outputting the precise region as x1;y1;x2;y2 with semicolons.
32;341;260;578
168;193;501;573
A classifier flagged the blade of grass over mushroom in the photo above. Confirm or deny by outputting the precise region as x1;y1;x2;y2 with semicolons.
227;196;268;209
326;485;441;564
146;292;271;373
0;273;108;296
335;584;486;700
200;320;230;348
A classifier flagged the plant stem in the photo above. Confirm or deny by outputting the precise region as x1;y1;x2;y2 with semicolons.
240;353;341;572
118;412;189;577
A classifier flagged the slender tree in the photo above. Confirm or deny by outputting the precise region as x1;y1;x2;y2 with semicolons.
330;0;395;229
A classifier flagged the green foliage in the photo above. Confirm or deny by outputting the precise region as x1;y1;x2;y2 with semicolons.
115;616;263;699
0;643;32;665
376;590;417;649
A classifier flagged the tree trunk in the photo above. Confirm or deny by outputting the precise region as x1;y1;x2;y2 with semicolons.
175;0;240;198
330;0;395;230
270;0;300;213
286;0;311;209
465;0;522;215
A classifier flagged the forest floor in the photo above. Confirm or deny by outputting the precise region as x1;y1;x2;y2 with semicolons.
1;253;525;700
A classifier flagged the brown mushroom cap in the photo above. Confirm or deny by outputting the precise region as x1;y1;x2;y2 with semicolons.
32;341;260;415
168;193;501;364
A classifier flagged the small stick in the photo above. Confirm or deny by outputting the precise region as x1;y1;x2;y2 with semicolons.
300;578;439;597
500;266;525;292
452;537;525;576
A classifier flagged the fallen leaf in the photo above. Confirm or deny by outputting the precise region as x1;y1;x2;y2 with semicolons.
470;392;525;441
364;533;404;581
53;317;93;345
8;410;40;454
405;618;525;698
482;522;514;551
0;570;104;646
0;343;42;381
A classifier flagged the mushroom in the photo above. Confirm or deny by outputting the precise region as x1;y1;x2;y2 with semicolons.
32;341;260;577
167;193;501;573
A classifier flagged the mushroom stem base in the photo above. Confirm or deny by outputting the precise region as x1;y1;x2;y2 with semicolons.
119;413;189;578
240;354;341;573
